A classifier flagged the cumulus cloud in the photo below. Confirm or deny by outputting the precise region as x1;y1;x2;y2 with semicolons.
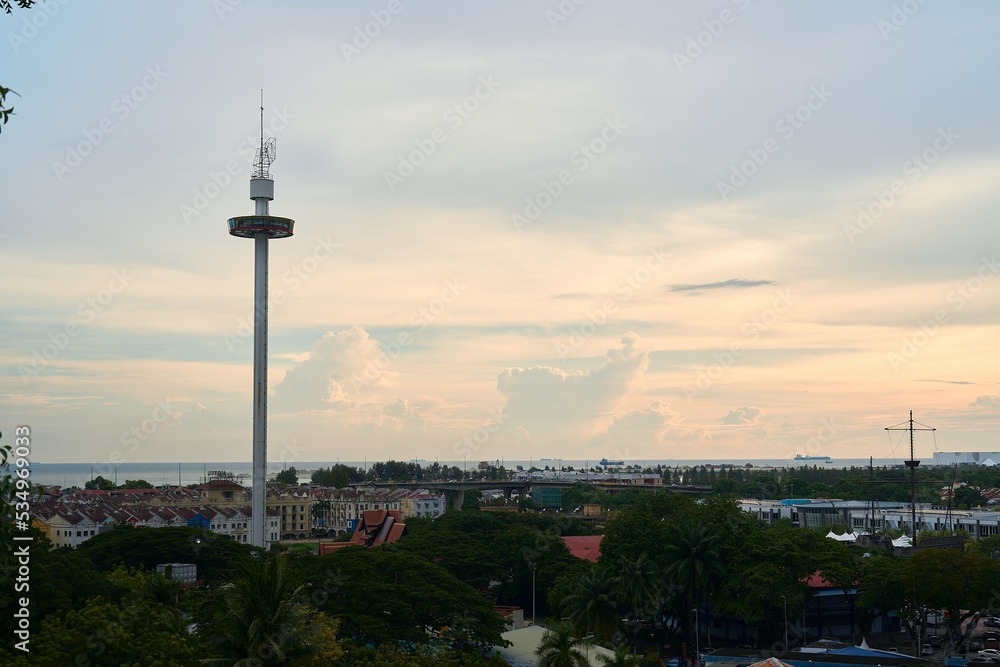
271;325;397;414
719;406;762;425
589;401;679;453
495;332;649;445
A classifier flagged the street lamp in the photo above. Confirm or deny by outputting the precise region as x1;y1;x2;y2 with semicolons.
780;595;788;651
531;561;537;625
693;606;700;666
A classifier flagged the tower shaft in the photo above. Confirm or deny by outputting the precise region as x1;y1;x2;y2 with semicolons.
252;230;268;549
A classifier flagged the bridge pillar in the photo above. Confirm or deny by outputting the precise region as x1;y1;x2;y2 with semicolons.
446;489;465;510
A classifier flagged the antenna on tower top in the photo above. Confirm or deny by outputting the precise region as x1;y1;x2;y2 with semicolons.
253;89;276;179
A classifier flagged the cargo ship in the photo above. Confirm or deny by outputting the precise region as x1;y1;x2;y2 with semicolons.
794;454;831;461
600;458;624;466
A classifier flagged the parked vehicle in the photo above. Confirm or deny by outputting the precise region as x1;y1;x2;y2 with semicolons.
930;636;942;648
972;641;984;652
921;645;933;657
978;649;1000;658
986;618;1000;628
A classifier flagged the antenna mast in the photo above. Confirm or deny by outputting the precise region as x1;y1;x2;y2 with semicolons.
885;411;936;542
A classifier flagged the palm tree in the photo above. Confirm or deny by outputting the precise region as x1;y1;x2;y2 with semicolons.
562;567;622;642
596;644;643;667
201;554;339;666
662;522;724;649
535;620;590;667
615;555;660;649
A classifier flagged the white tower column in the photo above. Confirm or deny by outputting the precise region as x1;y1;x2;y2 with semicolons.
252;230;268;548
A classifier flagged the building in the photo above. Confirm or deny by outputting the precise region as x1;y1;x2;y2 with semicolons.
267;490;314;539
319;509;408;554
32;496;279;548
739;497;1000;539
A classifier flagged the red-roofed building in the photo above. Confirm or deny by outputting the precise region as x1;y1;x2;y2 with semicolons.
319;509;408;555
561;535;603;562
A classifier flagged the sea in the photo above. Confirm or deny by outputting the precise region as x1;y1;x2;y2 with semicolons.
24;457;914;489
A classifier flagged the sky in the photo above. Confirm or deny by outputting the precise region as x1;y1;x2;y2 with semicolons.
2;1;1000;467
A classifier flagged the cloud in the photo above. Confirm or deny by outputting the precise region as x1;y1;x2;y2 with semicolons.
589;401;681;454
495;332;649;445
917;379;974;385
270;325;396;415
974;395;1000;412
719;406;762;425
666;279;774;293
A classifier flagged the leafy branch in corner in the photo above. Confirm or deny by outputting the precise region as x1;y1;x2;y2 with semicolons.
0;86;20;131
1;1;35;14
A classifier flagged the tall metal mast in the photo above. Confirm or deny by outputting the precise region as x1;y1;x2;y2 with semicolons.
885;411;935;541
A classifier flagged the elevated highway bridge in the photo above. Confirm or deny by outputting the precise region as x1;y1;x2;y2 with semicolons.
352;480;712;510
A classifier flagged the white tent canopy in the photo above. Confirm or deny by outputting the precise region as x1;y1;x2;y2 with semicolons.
826;530;858;542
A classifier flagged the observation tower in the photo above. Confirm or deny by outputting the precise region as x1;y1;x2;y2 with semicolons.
228;99;294;549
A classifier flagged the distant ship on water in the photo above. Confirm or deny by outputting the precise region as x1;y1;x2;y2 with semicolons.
794;454;831;461
600;458;624;466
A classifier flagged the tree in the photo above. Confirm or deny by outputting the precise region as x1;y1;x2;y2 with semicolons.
614;555;660;648
201;554;341;666
119;478;155;489
954;486;986;509
462;489;483;510
16;597;204;666
288;547;507;649
535;621;589;667
77;525;257;583
85;475;115;490
311;464;357;488
662;522;724;645
900;548;1000;653
275;467;298;486
596;645;643;667
560;567;621;642
0;530;123;641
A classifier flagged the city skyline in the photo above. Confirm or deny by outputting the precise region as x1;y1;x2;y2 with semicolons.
3;2;1000;466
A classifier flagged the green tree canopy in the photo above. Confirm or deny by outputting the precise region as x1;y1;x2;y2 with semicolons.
76;525;257;583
